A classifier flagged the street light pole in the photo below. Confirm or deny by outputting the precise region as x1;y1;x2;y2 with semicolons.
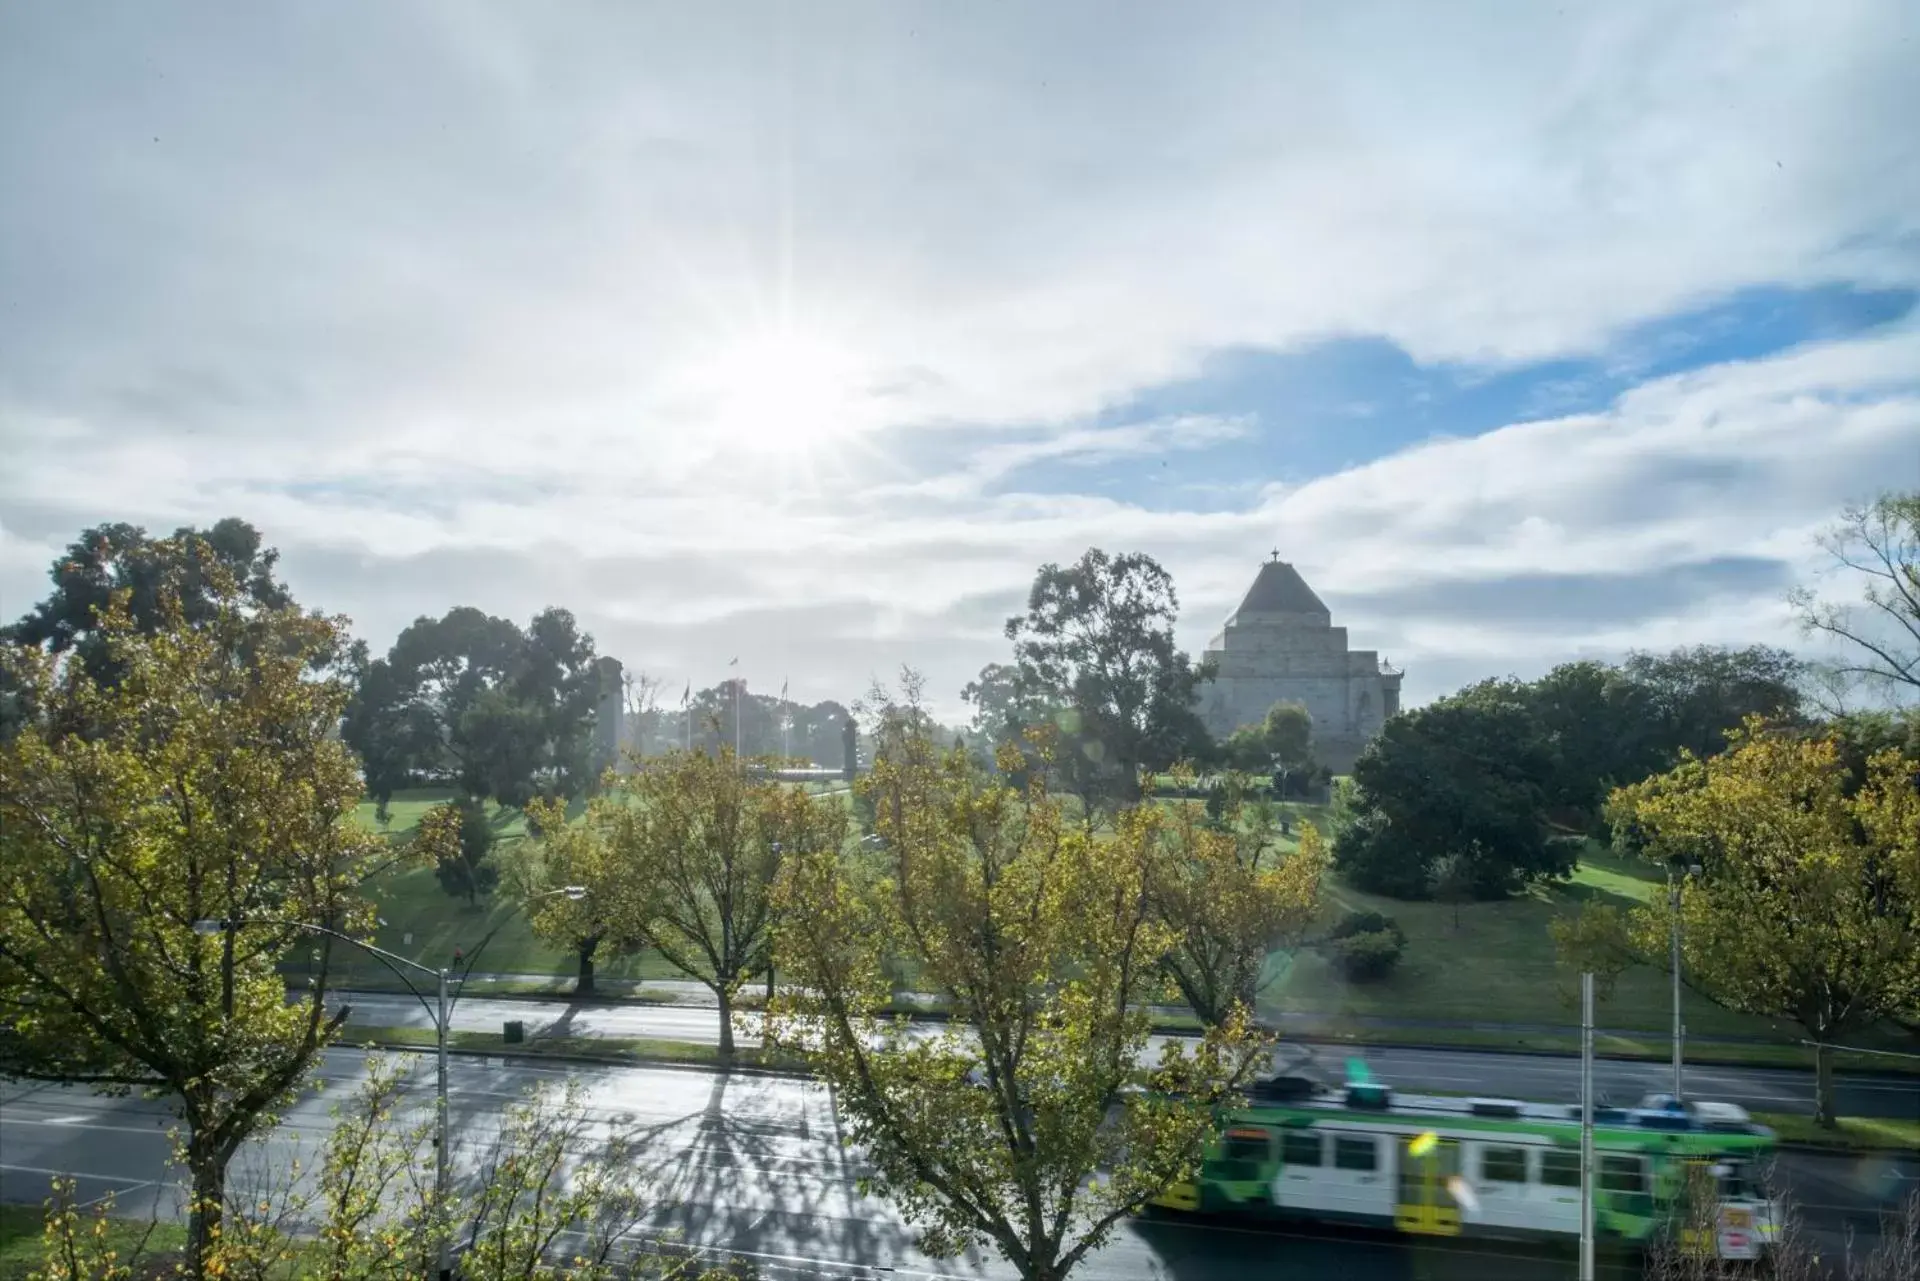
435;964;451;1281
1670;867;1683;1100
1579;971;1595;1281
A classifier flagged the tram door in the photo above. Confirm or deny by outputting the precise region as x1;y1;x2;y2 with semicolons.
1394;1136;1463;1236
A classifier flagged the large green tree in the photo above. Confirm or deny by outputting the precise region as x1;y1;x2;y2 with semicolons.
1335;695;1571;899
343;605;609;808
1005;548;1213;807
768;695;1267;1281
1619;644;1806;762
4;517;292;670
0;547;433;1273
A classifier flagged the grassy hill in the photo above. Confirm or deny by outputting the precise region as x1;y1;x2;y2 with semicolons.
346;788;1904;1054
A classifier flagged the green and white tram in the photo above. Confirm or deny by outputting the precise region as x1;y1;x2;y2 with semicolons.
1153;1075;1781;1261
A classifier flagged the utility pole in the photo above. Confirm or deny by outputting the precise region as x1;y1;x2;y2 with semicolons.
1580;971;1595;1281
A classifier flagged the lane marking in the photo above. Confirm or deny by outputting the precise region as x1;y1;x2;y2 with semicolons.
0;1163;171;1186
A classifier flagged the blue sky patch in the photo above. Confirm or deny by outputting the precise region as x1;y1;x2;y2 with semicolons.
982;282;1917;508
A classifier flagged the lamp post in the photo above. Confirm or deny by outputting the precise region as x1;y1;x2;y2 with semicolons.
1667;856;1701;1100
194;883;583;1281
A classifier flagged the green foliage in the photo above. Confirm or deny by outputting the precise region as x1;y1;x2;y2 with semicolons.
1329;910;1405;942
0;545;415;1275
3;518;292;678
343;605;609;807
1149;767;1327;1026
178;1056;659;1281
1338;696;1573;899
1324;911;1407;982
769;685;1268;1281
1330;808;1431;899
27;1177;171;1281
1607;719;1920;1125
1328;929;1404;982
585;747;849;1053
518;797;635;995
1004;548;1214;807
431;797;501;906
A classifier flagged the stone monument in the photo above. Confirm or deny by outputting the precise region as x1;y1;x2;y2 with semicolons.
1198;554;1402;774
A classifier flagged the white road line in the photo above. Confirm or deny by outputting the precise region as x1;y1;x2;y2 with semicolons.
0;1162;168;1185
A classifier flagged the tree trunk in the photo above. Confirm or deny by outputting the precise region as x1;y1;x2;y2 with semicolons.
1813;1039;1836;1128
576;936;600;996
184;1134;227;1276
716;987;736;1056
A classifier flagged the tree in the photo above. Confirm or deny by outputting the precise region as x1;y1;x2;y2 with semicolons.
4;518;292;675
344;606;611;808
1620;644;1807;762
1005;548;1213;807
597;748;847;1053
433;797;501;907
518;797;635;995
0;548;433;1273
768;689;1268;1281
1217;700;1316;787
1337;696;1570;899
1606;719;1920;1125
1520;662;1664;829
1793;491;1920;702
1148;769;1327;1026
1431;852;1474;932
168;1057;662;1281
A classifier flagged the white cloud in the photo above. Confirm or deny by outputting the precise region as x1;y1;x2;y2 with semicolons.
2;2;1917;716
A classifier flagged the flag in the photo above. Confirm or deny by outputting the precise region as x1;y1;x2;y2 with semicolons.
680;682;690;707
780;677;788;700
729;656;739;667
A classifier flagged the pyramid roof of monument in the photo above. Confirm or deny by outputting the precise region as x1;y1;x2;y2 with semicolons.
1232;559;1329;617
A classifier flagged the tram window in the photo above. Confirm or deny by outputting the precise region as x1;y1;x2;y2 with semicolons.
1601;1155;1647;1194
1716;1160;1757;1200
1541;1150;1581;1187
1481;1146;1528;1184
1334;1136;1377;1171
1222;1130;1270;1164
1281;1132;1324;1167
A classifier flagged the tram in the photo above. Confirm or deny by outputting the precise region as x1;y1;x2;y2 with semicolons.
1151;1074;1781;1261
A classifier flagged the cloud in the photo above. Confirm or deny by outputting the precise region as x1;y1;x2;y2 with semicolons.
2;2;1917;718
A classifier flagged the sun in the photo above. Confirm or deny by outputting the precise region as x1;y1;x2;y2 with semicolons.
694;330;868;456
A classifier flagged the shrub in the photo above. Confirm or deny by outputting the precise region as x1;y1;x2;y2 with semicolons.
1330;929;1404;981
1325;910;1407;982
1328;910;1405;944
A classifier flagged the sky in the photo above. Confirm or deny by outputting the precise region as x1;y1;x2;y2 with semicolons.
2;1;1917;722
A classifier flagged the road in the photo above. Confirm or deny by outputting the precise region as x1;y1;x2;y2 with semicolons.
337;989;1920;1120
3;1052;1912;1280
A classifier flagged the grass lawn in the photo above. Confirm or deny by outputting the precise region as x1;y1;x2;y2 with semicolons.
352;789;1911;1061
1252;838;1910;1049
1754;1113;1920;1153
0;1203;186;1281
328;788;685;987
